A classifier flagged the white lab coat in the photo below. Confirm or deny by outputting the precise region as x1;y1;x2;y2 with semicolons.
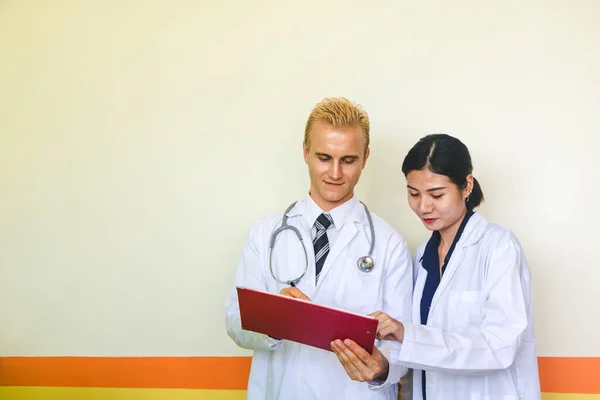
392;211;541;400
224;196;413;400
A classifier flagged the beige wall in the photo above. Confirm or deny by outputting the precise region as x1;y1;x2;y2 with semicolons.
1;0;599;359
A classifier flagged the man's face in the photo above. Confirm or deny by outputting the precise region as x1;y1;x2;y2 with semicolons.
303;121;369;211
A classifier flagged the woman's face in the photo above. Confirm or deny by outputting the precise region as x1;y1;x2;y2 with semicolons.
406;168;472;234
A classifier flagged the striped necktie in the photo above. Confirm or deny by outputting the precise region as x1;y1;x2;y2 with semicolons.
314;213;333;283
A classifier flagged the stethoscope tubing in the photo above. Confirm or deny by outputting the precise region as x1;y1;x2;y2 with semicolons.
269;201;375;286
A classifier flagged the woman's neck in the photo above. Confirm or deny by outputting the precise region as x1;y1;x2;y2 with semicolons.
438;209;468;249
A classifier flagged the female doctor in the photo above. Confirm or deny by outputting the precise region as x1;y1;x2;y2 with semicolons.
331;133;541;399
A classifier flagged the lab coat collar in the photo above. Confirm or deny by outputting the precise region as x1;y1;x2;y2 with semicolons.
456;211;488;248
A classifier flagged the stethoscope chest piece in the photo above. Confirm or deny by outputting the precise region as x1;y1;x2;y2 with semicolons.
357;256;374;273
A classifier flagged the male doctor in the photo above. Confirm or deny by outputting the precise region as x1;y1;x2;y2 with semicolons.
224;97;413;400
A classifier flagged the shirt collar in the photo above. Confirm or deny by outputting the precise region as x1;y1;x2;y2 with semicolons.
303;194;358;231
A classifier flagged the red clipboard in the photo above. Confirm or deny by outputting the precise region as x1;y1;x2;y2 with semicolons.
237;286;378;354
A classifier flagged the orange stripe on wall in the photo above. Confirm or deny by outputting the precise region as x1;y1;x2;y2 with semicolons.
538;357;600;394
1;356;599;393
0;357;251;390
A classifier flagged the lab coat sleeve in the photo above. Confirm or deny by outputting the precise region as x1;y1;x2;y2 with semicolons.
369;235;414;391
224;221;284;352
395;235;529;374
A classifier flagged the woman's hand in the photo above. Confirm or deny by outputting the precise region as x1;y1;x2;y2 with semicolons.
370;311;405;343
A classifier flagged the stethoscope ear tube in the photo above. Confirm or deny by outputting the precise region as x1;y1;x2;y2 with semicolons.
269;214;309;285
360;201;376;257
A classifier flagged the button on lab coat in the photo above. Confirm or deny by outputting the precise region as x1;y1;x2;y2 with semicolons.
392;212;541;399
224;196;413;400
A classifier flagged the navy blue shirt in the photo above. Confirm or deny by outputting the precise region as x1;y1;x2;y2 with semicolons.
419;210;474;399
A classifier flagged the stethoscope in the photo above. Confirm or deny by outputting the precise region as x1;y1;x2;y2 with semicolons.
269;201;376;287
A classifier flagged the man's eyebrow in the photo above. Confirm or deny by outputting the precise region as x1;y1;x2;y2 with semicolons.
315;153;360;159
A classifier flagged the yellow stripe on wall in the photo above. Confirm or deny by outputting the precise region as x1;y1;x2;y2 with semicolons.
1;388;600;400
0;387;247;400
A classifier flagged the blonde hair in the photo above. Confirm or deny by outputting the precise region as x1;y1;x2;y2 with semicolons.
304;97;370;153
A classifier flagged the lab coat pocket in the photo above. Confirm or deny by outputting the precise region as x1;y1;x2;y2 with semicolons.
449;290;484;332
334;257;382;315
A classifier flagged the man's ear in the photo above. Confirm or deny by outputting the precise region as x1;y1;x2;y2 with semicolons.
362;147;370;168
303;141;309;164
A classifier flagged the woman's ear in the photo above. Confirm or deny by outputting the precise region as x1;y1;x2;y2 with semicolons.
465;174;474;196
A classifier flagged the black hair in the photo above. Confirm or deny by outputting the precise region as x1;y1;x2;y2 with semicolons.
401;133;484;210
